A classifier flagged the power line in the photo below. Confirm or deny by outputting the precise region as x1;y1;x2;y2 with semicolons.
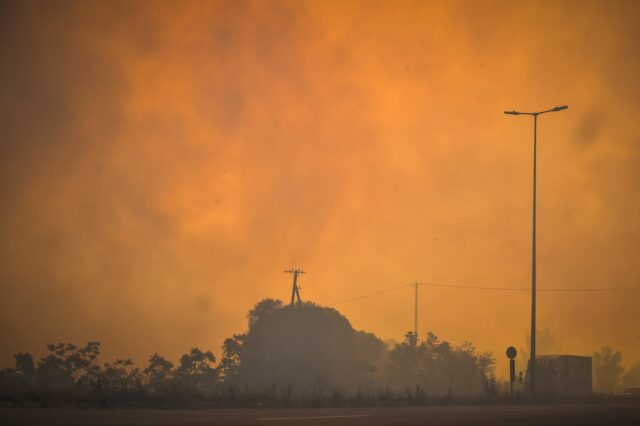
422;282;528;292
328;282;640;306
332;283;413;305
533;286;640;292
422;282;640;293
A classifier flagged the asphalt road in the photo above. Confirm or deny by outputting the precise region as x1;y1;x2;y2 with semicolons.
1;404;640;426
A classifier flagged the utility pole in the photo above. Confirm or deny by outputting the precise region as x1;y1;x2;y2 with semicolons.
285;268;304;306
504;105;567;397
414;282;419;340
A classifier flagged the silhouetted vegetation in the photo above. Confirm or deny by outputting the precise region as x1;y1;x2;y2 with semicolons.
230;299;386;396
592;347;625;394
386;332;497;398
3;299;633;408
622;362;640;389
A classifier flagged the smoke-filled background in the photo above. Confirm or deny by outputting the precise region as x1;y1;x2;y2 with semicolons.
1;0;639;377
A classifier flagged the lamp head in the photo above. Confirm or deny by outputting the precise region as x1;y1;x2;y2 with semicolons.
552;105;568;112
504;111;520;115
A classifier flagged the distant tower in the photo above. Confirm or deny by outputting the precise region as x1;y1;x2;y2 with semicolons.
285;268;304;306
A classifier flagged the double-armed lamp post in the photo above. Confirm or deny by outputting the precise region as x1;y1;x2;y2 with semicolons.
504;105;568;396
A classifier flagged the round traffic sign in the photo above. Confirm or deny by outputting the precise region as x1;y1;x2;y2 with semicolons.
506;346;517;359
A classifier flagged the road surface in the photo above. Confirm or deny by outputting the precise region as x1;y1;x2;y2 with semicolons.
1;404;640;425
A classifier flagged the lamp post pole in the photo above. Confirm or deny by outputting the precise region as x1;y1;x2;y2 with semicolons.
504;105;568;397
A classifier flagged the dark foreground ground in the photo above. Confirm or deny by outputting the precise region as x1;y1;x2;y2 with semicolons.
1;404;640;426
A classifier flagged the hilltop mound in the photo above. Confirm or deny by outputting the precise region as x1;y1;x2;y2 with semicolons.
229;299;386;394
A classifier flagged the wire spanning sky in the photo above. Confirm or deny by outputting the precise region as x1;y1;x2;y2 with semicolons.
1;0;640;373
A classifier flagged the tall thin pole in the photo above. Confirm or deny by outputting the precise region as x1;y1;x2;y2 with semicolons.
504;104;567;398
530;115;538;396
414;282;418;340
291;271;299;306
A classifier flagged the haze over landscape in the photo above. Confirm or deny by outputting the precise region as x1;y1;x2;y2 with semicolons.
1;0;640;382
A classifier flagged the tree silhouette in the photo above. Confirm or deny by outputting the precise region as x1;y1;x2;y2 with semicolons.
14;353;35;382
386;332;423;393
218;334;245;384
176;348;217;396
248;298;283;329
593;347;624;394
234;299;386;395
102;358;141;391
144;353;174;392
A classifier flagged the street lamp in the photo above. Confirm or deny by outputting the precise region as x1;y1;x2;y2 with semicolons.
504;105;568;397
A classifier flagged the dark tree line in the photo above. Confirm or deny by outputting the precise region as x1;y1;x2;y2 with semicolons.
385;332;497;398
0;342;219;405
0;299;500;407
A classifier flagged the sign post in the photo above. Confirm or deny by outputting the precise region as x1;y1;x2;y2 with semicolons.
506;346;517;399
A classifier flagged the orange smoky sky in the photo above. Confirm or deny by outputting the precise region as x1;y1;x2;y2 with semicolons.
1;0;640;377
